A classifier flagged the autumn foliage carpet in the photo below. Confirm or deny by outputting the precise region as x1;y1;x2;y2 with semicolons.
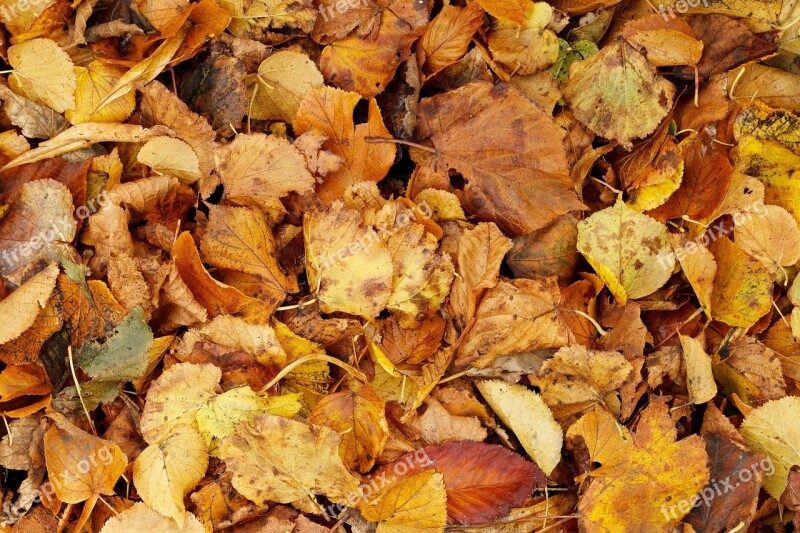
0;0;799;531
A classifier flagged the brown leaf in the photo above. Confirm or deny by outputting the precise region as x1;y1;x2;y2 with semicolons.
294;85;395;201
416;81;584;236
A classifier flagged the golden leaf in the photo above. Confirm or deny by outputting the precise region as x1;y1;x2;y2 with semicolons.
66;61;136;124
133;424;209;523
566;401;709;531
218;414;360;506
247;51;324;122
8;38;76;113
577;201;675;304
308;386;388;472
360;470;447;533
563;40;675;149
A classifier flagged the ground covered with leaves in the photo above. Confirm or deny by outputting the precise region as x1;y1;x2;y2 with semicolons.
0;0;798;530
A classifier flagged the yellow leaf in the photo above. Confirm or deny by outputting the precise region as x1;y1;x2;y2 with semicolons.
360;470;447;533
733;137;800;223
96;23;189;117
679;335;716;404
577;200;675;303
133;424;209;523
100;502;205;533
476;380;562;475
196;386;301;444
66;61;136;124
3;123;174;169
0;263;58;345
563;40;675;149
709;237;772;328
386;223;454;320
247;51;324;122
218;414;360;506
670;234;715;318
303;201;393;318
138;137;202;184
8;38;76;113
413;189;465;222
733;101;800;154
740;396;800;498
735;202;800;272
216;133;314;212
487;2;560;75
139;362;222;444
566;400;709;531
308;386;388;472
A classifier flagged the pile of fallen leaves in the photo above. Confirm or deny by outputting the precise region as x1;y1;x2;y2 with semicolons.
0;0;798;530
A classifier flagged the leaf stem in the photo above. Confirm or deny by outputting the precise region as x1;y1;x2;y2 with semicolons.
364;136;437;153
68;345;96;435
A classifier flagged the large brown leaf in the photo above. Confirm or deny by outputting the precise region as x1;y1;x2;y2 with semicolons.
415;81;584;237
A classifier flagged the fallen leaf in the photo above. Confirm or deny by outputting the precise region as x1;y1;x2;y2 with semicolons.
294;85;395;201
308;386;388;472
360;470;447;533
577;200;675;304
740;396;800;498
8;38;76;113
476;380;562;475
566;400;709;531
218;414;360;506
133;424;208;523
563;39;675;149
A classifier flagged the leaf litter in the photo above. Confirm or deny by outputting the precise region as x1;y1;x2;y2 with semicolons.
0;0;798;530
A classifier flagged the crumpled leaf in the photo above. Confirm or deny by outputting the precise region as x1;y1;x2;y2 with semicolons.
308;385;388;472
320;0;428;98
294;85;395;201
457;277;572;368
303;201;393;318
